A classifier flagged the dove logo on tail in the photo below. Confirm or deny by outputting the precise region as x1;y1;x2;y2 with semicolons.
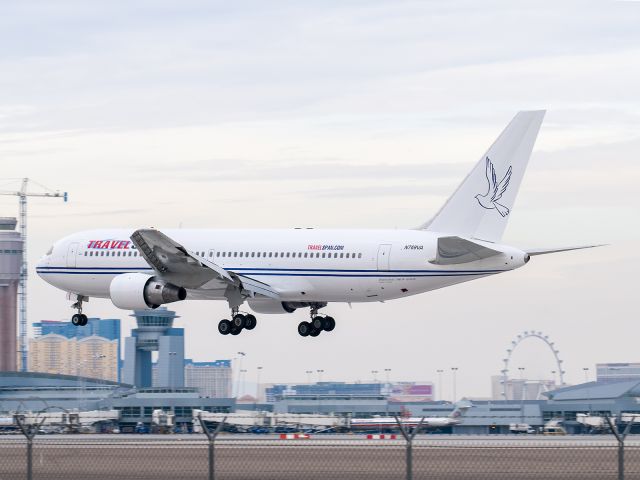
475;158;513;217
424;110;547;242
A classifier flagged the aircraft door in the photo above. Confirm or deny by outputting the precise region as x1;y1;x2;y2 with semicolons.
66;242;79;268
376;244;392;271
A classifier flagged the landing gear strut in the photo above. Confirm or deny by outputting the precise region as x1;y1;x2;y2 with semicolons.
218;309;257;336
298;307;335;337
70;295;88;327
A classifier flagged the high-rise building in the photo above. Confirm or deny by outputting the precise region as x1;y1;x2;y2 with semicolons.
33;318;120;341
28;334;118;381
32;317;121;380
151;359;232;397
597;363;640;383
122;308;184;388
184;360;231;398
0;218;21;372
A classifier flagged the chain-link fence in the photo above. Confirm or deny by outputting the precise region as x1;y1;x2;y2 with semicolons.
2;417;640;480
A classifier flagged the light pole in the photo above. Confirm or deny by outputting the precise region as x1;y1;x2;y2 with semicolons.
518;367;526;400
168;351;177;388
240;369;248;397
77;353;107;411
384;368;392;396
234;352;246;398
518;367;526;422
371;370;379;383
306;370;313;384
256;366;263;403
317;369;324;383
76;359;88;411
436;370;444;401
584;367;592;413
451;367;458;402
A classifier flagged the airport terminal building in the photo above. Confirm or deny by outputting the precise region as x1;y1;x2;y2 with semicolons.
0;372;234;431
2;371;640;434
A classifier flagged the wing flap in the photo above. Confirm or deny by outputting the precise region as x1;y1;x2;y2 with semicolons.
235;274;280;299
130;228;279;299
131;229;215;288
431;236;502;265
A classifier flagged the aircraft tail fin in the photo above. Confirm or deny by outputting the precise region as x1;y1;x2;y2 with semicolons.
421;111;545;242
449;400;473;419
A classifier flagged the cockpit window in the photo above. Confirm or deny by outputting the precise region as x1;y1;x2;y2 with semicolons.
46;245;53;255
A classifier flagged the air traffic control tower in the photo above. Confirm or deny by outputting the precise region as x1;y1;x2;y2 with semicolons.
122;307;185;389
0;218;21;372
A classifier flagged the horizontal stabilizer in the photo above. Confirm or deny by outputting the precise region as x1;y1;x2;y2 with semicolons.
526;245;605;256
431;236;501;265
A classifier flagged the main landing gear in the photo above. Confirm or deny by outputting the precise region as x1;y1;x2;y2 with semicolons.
70;295;88;327
218;310;257;336
298;308;335;338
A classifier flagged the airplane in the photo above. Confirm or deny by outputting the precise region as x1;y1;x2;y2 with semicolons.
350;402;472;431
37;110;598;337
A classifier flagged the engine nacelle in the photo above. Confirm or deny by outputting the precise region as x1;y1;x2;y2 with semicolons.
247;299;297;314
109;273;187;310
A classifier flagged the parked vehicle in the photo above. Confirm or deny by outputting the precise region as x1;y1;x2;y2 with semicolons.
509;423;535;434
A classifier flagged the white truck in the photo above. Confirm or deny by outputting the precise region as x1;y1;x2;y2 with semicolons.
509;423;535;434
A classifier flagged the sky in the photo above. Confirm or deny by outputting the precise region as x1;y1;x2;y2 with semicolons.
1;0;640;399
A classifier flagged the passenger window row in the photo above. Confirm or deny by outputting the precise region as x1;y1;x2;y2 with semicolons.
83;250;364;260
211;251;362;259
84;251;139;257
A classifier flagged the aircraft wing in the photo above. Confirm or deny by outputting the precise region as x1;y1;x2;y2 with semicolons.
130;228;279;299
431;236;502;265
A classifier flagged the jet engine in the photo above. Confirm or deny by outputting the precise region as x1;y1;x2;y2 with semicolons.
109;273;186;310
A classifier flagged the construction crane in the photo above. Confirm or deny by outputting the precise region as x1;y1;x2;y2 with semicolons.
0;178;67;372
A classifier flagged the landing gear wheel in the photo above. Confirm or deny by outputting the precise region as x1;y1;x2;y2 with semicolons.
312;317;324;330
309;328;321;337
232;314;246;329
218;319;232;335
71;314;83;326
230;326;242;336
298;321;312;337
243;314;257;330
322;316;335;332
79;314;88;326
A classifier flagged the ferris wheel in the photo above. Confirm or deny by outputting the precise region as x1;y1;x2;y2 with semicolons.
500;330;566;400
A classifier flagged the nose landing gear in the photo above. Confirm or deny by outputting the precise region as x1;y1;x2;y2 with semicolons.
70;295;88;326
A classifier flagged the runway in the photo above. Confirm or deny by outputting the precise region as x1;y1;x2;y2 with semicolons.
1;435;640;479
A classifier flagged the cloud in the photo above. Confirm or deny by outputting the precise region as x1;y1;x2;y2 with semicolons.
31;208;148;218
138;158;470;182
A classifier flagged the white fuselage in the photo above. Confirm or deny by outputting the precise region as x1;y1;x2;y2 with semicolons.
36;228;527;309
